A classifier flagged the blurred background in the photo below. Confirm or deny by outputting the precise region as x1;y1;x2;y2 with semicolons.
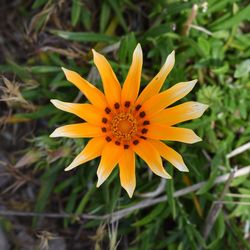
0;0;250;249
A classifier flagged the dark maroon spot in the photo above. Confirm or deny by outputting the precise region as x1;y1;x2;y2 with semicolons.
105;107;111;114
143;120;150;125
133;140;139;145
124;144;129;149
135;104;142;111
141;128;148;134
102;127;107;132
115;141;121;146
140;136;147;140
125;101;130;108
114;103;120;109
105;136;112;142
139;111;146;118
102;117;108;123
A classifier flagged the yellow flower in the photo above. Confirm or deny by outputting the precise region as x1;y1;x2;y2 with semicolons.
50;44;208;198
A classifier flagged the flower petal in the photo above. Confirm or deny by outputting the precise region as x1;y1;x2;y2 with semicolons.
150;101;208;125
65;137;106;171
149;139;188;172
136;51;175;105
50;123;102;138
92;50;121;107
51;100;105;125
147;124;202;143
121;44;143;104
61;67;107;109
96;142;124;187
143;80;197;116
132;139;171;179
119;149;136;198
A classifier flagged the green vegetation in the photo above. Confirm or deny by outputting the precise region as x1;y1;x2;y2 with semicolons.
0;0;250;249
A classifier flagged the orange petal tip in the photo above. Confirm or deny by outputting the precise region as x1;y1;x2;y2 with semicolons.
65;154;87;171
50;99;58;106
61;67;68;73
125;187;135;198
155;168;172;179
92;49;99;58
50;99;66;110
195;136;202;143
49;129;59;138
169;50;175;57
191;79;198;85
196;103;209;116
201;104;209;112
176;162;189;172
64;165;77;171
135;43;142;51
61;67;72;80
96;178;103;188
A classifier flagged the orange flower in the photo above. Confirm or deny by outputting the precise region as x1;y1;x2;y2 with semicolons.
50;44;208;197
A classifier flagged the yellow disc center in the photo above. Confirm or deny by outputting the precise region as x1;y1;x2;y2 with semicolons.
118;120;132;134
111;113;137;140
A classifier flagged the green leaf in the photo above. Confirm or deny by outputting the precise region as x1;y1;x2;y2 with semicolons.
75;186;96;214
234;59;250;78
32;163;61;226
198;37;211;58
50;30;118;43
166;168;176;219
197;149;224;195
211;4;250;30
106;0;128;31
32;0;48;9
132;203;166;227
100;2;111;33
30;66;61;73
71;0;82;26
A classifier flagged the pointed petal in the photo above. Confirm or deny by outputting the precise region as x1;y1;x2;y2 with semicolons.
121;44;143;104
50;123;102;138
147;124;202;144
150;101;209;125
149;139;188;172
92;50;121;107
61;67;107;109
132;139;171;179
136;51;175;104
119;149;136;198
65;137;106;171
51;99;105;125
96;142;124;187
143;80;197;116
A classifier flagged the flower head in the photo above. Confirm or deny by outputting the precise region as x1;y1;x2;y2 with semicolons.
50;44;208;198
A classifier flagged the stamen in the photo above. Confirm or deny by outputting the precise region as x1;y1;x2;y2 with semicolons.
102;127;107;132
114;103;120;109
102;117;108;123
141;128;148;134
124;144;130;149
139;111;146;118
135;104;142;111
105;136;112;142
143;120;150;125
133;140;139;145
125;101;130;108
105;107;111;114
111;113;137;141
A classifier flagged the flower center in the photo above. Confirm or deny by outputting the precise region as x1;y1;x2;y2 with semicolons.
111;113;137;140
